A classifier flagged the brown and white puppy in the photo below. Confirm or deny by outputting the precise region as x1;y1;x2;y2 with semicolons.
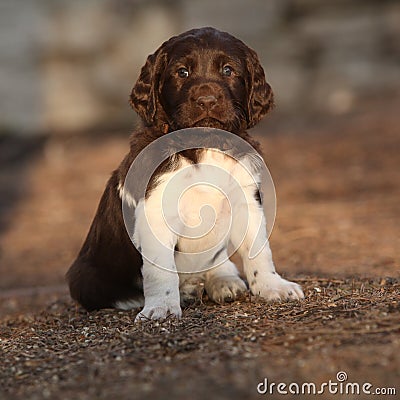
66;27;303;320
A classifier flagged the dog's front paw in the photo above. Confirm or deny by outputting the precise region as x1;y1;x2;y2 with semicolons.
135;301;182;322
206;275;247;303
250;273;304;302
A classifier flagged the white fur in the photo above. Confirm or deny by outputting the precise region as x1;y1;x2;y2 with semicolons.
114;298;144;310
128;149;303;321
133;197;181;321
229;178;304;301
205;259;247;303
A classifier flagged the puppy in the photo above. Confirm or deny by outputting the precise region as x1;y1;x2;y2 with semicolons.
66;27;304;320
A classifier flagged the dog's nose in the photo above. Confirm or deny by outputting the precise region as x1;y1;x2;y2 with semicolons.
196;95;217;110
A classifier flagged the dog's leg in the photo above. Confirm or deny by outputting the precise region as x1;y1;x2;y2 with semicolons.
205;259;247;303
133;199;181;321
230;190;304;301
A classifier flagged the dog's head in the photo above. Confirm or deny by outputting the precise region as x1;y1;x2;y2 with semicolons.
130;27;274;133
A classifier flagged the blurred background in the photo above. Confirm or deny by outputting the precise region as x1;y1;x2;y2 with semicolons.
0;0;399;304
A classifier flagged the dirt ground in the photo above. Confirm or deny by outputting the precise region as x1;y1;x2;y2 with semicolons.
0;100;399;399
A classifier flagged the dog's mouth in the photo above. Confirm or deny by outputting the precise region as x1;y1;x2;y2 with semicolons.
192;117;225;129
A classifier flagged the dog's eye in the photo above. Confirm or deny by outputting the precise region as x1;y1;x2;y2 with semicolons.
177;67;189;78
222;65;233;77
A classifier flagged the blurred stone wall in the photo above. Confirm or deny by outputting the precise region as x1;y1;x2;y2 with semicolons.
1;0;399;135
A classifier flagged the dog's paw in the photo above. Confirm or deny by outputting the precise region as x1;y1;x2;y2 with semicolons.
206;275;247;303
250;273;304;302
180;287;203;307
135;302;182;322
179;279;204;307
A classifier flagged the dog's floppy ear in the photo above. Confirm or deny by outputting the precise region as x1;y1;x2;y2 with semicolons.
129;47;167;127
245;48;274;129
